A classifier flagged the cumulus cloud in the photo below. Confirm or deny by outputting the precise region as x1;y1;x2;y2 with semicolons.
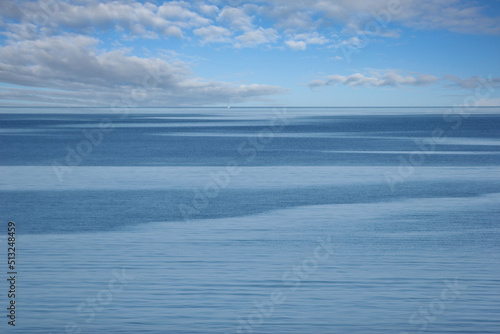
444;75;500;89
2;0;499;48
258;0;500;35
158;2;211;27
198;4;219;17
1;0;207;39
193;25;232;43
399;0;500;35
285;40;306;51
308;71;440;88
0;34;285;106
235;27;279;48
285;32;329;50
217;6;254;31
266;9;316;30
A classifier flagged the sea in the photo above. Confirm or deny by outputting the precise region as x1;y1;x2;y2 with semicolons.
0;107;499;333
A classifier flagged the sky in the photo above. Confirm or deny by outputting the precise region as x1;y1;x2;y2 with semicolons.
0;0;500;107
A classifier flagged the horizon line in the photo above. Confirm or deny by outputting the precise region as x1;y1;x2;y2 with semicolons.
0;105;500;109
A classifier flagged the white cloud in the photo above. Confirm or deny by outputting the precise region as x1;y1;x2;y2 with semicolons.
285;32;329;50
307;79;328;88
217;6;254;31
1;0;208;40
266;0;500;35
193;25;232;43
399;0;500;34
476;98;500;106
198;4;219;17
235;27;279;48
285;40;306;50
157;2;211;27
0;34;286;106
445;75;500;89
2;0;499;49
294;32;329;45
338;36;363;47
309;71;440;88
257;5;316;30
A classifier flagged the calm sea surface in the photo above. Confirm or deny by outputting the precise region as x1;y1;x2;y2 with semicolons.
0;107;499;333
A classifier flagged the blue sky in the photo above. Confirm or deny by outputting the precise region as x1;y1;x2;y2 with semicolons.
0;0;500;107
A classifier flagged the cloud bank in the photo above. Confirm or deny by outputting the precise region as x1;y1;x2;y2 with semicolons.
308;71;500;91
308;72;440;88
0;33;285;106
